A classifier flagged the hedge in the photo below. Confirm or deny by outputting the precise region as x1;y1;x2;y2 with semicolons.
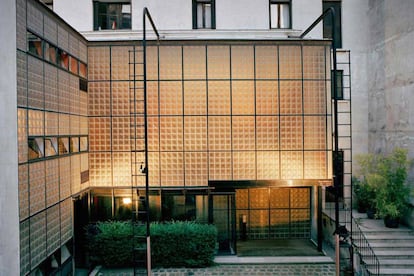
86;221;217;268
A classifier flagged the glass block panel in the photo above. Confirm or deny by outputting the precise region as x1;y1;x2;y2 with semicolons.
112;152;131;186
47;205;60;255
304;151;327;179
44;63;58;112
303;46;326;80
111;46;132;80
304;116;326;150
88;46;110;81
208;81;230;115
270;188;289;208
208;116;231;151
58;70;71;113
256;116;278;150
303;81;327;114
290;188;310;208
46;159;59;207
148;116;159;152
159;46;182;80
44;14;57;45
270;209;290;238
250;188;269;209
149;152;160;186
236;189;248;209
279;81;302;114
147;81;159;116
30;211;46;268
257;151;279;180
89;152;112;187
184;152;208;186
60;199;73;244
57;25;69;52
20;220;31;275
71;155;81;194
147;46;158;81
160;116;183;151
16;0;27;52
208;151;232;180
59;157;71;199
184;116;207;151
29;162;45;215
255;46;278;79
281;151;303;179
279;46;302;79
80;116;88;135
89;117;111;152
184;81;207;115
45;111;58;136
233;151;256;180
280;116;303;150
256;81;278;115
59;113;70;136
18;108;27;163
232;116;255;150
232;81;254;115
112;117;130;151
88;81;110;116
80;152;89;172
27;1;43;36
17;51;27;107
159;81;182;115
69;33;79;58
160;152;184;186
111;81;129;116
19;164;29;220
231;46;254;79
70;114;80;135
80;92;88;116
207;45;230;79
290;209;310;238
249;210;268;239
28;56;44;109
183;46;206;80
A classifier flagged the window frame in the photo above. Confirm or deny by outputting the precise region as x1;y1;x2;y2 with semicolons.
269;0;292;29
323;0;342;48
331;69;344;100
192;0;216;30
93;1;132;31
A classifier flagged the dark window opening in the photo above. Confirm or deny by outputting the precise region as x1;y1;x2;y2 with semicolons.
57;49;69;69
79;78;88;92
28;137;44;160
27;32;43;57
331;70;344;99
323;1;342;48
270;0;291;29
93;1;131;31
192;0;215;29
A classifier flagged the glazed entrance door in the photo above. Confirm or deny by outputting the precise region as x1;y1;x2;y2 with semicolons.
210;193;236;254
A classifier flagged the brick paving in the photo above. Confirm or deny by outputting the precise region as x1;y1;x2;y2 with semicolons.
98;263;336;276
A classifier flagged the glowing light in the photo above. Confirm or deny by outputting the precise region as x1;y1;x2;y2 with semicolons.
122;197;132;204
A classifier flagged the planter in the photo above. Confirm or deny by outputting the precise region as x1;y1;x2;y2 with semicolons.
366;209;376;219
384;216;399;228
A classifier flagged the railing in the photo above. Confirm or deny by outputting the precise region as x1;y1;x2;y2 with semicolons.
352;217;380;275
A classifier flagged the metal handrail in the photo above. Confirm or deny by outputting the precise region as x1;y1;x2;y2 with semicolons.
352;217;380;275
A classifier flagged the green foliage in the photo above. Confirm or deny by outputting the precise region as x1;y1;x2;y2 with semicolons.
86;220;217;268
150;221;217;268
355;148;412;219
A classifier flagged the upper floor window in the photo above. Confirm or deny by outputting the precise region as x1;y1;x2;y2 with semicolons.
270;0;291;29
323;1;342;48
93;1;131;30
192;0;215;29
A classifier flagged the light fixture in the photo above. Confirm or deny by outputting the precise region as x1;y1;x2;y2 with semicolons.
122;197;132;204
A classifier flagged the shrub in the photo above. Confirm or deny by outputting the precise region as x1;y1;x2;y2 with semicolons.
86;220;217;268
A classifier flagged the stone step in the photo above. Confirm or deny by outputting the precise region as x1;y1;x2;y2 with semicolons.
375;250;414;259
378;259;414;268
370;241;414;250
376;268;414;276
364;233;414;241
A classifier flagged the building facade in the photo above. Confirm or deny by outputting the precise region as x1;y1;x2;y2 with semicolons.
8;0;407;274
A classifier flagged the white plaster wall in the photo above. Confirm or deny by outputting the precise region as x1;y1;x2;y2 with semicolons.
216;0;268;30
0;0;20;274
54;0;93;32
292;0;322;39
341;0;370;159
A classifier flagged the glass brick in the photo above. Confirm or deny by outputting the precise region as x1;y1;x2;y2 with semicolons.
255;46;278;79
160;116;183;151
18;164;29;220
233;151;256;180
231;46;254;79
207;45;230;79
256;81;278;115
183;46;206;80
208;151;232;180
303;81;327;114
303;46;326;80
29;162;46;215
184;152;208;186
28;56;44;109
111;46;133;80
281;151;303;179
279;81;302;114
280;116;303;150
257;151;279;179
208;81;230;115
279;46;302;79
184;81;207;115
160;152;184;186
46;159;59;207
88;46;110;81
184;116;207;151
304;151;327;179
232;116;255;151
159;81;182;115
18;108;28;163
159;46;182;80
232;81;254;115
208;116;231;151
30;211;46;268
47;205;60;254
256;116;279;151
304;116;327;150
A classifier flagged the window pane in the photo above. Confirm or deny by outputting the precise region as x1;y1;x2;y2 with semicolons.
271;3;290;29
44;42;57;64
70;137;80;153
28;137;44;160
70;56;78;75
45;137;58;157
58;137;69;155
57;49;69;69
197;3;211;29
27;32;43;57
80;136;88;152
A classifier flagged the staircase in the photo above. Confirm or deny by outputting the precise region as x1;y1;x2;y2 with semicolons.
354;214;414;275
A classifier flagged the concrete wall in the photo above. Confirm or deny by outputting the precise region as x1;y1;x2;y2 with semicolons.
0;0;20;274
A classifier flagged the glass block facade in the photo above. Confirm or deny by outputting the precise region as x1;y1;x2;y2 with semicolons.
88;42;332;189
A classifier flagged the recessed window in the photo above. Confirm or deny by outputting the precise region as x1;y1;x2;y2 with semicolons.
44;42;57;64
28;137;44;160
57;49;69;69
70;137;80;153
192;0;215;29
58;137;69;155
27;32;43;57
45;137;58;157
331;70;344;99
79;78;88;92
80;136;88;152
93;1;131;30
270;0;291;29
70;56;79;75
79;62;87;78
323;1;342;48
